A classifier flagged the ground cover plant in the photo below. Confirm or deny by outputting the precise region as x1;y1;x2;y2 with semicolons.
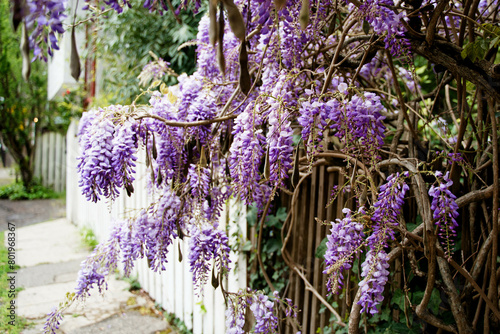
12;0;500;333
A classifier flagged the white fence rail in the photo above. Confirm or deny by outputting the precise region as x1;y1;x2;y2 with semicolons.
34;131;66;193
66;120;247;333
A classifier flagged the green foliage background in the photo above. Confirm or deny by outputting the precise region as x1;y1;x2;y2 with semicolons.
95;0;203;104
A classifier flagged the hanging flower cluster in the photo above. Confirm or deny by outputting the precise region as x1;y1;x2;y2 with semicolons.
324;173;409;314
188;222;231;295
324;208;365;294
25;0;66;61
77;106;138;202
225;290;279;334
429;171;460;258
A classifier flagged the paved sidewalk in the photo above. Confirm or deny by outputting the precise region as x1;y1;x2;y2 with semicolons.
8;218;170;333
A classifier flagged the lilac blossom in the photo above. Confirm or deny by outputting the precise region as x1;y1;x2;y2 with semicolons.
188;223;231;294
428;171;459;258
250;293;278;333
323;208;365;294
25;0;67;61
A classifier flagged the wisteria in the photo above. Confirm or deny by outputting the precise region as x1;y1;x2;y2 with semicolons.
137;57;172;87
323;208;365;294
26;0;500;332
251;292;278;333
225;293;248;334
77;106;138;202
358;249;390;315
188;222;231;294
429;171;460;258
357;173;409;314
25;0;66;61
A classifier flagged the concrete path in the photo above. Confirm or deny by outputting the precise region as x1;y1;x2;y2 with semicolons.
8;218;171;333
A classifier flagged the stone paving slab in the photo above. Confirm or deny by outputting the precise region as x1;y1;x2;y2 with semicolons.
15;218;89;267
17;259;84;288
70;311;168;334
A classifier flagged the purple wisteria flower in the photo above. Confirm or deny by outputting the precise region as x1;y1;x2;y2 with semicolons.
75;226;121;298
358;172;409;314
358;249;390;315
225;293;248;334
43;307;63;334
297;96;337;156
25;0;66;61
77;106;138;202
323;208;365;294
250;293;278;333
266;72;294;188
368;172;409;246
188;223;231;294
330;92;386;160
229;104;270;207
131;188;182;271
138;58;171;86
146;92;184;183
428;171;459;258
357;0;409;56
188;164;210;200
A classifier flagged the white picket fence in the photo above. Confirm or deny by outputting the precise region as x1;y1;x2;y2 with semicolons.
66;120;247;333
34;132;66;193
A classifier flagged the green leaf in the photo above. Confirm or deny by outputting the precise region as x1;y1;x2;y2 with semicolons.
264;238;282;254
392;288;406;311
461;39;488;62
315;237;328;259
428;289;441;315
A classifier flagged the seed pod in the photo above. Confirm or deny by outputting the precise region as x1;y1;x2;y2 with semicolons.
239;39;251;95
209;0;219;45
264;146;270;180
157;170;163;186
200;146;208;167
211;267;219;289
217;5;226;76
12;0;25;31
70;26;81;81
125;183;134;197
274;0;286;10
178;242;183;262
221;0;246;41
291;145;301;189
152;133;158;160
